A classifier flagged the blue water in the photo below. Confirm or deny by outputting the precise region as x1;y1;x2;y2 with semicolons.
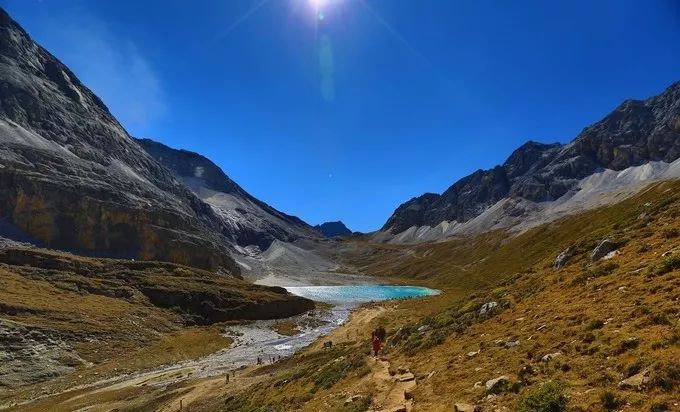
285;285;440;303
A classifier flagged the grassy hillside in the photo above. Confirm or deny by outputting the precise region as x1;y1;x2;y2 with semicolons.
187;180;679;412
0;248;313;406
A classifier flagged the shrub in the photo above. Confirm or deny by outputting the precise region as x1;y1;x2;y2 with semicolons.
616;337;639;353
655;254;680;275
650;402;668;412
661;228;679;238
342;396;372;412
584;319;605;331
599;391;620;411
516;381;569;412
650;361;680;391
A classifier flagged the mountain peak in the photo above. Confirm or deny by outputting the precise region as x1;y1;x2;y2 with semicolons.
314;221;352;238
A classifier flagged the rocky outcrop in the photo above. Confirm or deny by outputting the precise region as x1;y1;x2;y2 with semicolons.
0;247;314;325
314;221;352;237
591;239;618;261
136;138;321;251
0;8;238;273
382;82;680;235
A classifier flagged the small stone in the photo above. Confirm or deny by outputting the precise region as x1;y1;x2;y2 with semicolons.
479;302;498;316
467;350;480;357
454;403;476;412
345;395;362;404
397;373;415;382
541;352;561;362
504;340;520;349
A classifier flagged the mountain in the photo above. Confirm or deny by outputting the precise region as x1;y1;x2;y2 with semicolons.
381;82;680;240
314;221;352;238
136;138;322;252
0;8;238;273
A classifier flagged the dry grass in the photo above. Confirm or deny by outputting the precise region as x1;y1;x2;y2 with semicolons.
0;248;312;407
273;320;301;336
195;180;680;412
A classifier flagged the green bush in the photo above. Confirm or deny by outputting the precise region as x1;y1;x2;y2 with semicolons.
599;391;620;411
655;253;680;275
341;396;372;412
516;381;568;412
584;319;605;331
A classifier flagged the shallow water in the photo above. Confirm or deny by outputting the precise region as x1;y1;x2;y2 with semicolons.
285;285;440;303
60;285;439;393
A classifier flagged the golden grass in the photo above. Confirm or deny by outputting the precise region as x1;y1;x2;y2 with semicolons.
192;180;680;412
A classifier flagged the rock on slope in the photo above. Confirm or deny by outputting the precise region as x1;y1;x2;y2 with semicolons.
136;138;322;251
381;81;680;239
314;221;352;238
0;8;238;273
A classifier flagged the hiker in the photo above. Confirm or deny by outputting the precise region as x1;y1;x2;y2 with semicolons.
376;326;386;342
372;333;382;357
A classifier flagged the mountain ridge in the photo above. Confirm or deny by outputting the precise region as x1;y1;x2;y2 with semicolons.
0;7;239;273
382;81;680;235
136;137;322;251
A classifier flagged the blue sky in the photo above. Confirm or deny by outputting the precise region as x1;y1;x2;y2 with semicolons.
3;0;680;232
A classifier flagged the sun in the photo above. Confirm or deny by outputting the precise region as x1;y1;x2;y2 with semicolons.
308;0;327;10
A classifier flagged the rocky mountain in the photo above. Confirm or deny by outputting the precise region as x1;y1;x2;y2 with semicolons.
382;81;680;238
314;221;352;238
136;138;322;252
0;8;238;273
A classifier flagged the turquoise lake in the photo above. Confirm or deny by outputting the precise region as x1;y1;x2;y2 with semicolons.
285;285;440;303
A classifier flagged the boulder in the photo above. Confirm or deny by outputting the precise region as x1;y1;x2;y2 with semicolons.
485;375;509;394
554;248;572;269
592;239;618;261
479;301;498;316
618;370;650;390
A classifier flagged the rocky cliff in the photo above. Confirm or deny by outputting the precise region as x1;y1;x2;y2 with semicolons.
136;138;321;251
382;82;680;235
0;8;238;274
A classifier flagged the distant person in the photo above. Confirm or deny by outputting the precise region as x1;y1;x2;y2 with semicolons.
372;334;382;357
376;326;386;342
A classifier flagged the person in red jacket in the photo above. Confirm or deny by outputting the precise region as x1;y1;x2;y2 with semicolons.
372;333;382;357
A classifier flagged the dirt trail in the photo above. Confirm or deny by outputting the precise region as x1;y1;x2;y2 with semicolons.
155;368;265;412
308;305;388;351
367;356;415;412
